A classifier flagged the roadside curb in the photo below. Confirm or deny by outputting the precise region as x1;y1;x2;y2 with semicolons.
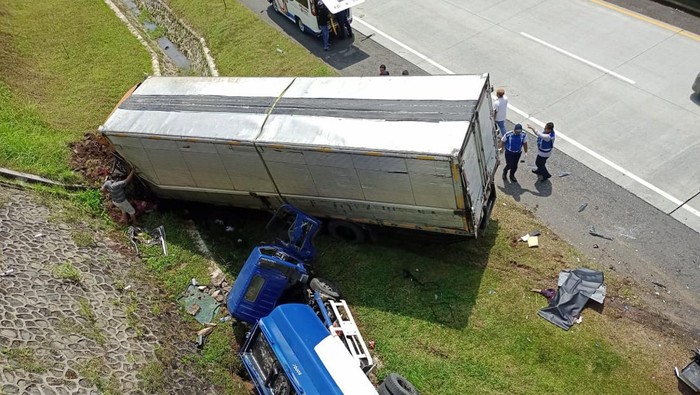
651;0;700;17
0;167;88;191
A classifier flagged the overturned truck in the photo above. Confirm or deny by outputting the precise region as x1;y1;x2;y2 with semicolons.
100;75;499;239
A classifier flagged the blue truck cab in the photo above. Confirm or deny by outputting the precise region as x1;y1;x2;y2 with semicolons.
227;204;321;324
241;304;378;395
228;205;418;395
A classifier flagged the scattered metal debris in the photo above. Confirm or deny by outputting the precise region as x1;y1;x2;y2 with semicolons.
127;225;167;256
0;268;15;277
520;229;541;242
675;348;700;392
559;172;571;177
589;225;613;240
652;281;667;289
197;326;214;337
578;203;588;213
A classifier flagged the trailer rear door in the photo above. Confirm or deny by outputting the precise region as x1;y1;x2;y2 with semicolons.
461;127;486;234
477;84;498;180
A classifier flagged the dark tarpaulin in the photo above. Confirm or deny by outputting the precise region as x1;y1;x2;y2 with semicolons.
538;268;605;330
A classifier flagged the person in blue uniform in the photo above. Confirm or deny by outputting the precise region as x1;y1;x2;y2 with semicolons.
499;123;528;183
527;122;555;182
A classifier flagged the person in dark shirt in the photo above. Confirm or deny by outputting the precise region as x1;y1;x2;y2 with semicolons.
101;169;136;223
337;8;352;38
316;1;330;51
379;64;389;76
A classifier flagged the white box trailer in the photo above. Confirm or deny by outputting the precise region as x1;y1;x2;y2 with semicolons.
99;75;499;238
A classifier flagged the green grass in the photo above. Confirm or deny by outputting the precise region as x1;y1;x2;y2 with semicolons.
194;323;247;393
0;0;150;181
124;297;144;339
1;347;47;373
53;298;108;346
137;361;167;394
167;0;335;76
52;261;82;284
0;83;80;183
78;358;120;395
72;229;96;248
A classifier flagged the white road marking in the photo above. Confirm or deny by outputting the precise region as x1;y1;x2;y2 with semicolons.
520;32;636;85
353;16;700;220
352;17;455;74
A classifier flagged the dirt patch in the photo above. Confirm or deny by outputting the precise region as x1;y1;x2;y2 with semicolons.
69;132;116;186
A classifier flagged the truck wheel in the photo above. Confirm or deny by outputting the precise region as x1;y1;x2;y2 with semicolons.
383;373;419;395
328;220;366;243
377;382;392;395
309;277;341;299
272;0;278;12
296;17;305;33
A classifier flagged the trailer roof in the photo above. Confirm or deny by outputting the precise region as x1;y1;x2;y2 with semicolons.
100;75;488;156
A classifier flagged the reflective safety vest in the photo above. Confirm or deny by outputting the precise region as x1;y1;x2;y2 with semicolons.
538;131;555;153
504;131;526;153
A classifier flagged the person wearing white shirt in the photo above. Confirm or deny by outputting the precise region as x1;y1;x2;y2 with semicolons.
493;88;508;137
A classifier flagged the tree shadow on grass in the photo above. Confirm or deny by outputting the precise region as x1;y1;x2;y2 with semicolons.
152;200;497;330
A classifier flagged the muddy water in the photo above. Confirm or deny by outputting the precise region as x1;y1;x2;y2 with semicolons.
118;0;191;71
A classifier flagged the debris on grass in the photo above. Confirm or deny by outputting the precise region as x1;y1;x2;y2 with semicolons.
519;229;541;242
179;283;220;324
537;268;606;330
674;348;700;392
128;225;167;256
527;236;539;248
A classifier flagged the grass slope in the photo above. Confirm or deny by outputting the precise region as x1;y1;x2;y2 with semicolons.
166;0;334;76
0;0;150;180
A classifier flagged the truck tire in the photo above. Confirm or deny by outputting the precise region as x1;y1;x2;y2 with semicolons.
383;373;419;395
309;277;341;299
377;382;392;395
296;17;305;33
328;220;366;243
